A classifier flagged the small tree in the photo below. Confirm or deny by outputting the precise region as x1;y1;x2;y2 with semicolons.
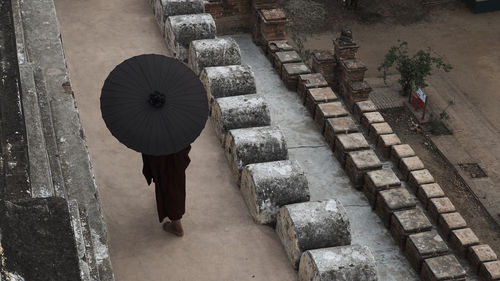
378;41;452;95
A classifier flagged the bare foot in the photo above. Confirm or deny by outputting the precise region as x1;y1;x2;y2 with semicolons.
162;220;184;237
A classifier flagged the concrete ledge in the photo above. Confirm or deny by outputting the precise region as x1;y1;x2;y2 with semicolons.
298;245;377;281
240;160;310;225
276;200;352;269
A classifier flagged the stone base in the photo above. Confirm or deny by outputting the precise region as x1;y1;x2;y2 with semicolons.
399;156;425;181
314;102;349;135
438;212;467;241
390;144;416;166
391;208;433;249
353;100;377;122
345;150;382;189
479;260;500;281
408;169;435;193
361;111;385;132
449;228;480;257
188;37;241;76
334;133;370;167
282;62;311;91
324;117;358;148
376;133;402;159
417;183;445;209
428;197;456;221
405;230;449;273
420;255;466;281
468;244;497;274
375;187;416;228
305;87;338;117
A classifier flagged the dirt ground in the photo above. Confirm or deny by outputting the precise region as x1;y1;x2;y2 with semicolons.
380;107;500;254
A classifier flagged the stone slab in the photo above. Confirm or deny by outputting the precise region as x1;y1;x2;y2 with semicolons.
408;169;435;193
353;100;377;122
314;102;349;135
282;62;311;91
324;117;358;148
189;37;242;76
405;230;449;272
364;169;401;207
345;150;383;189
391;144;416;165
305;87;338;114
297;73;328;103
438;212;467;241
368;122;393;143
479;260;500;281
391;208;433;249
450;228;480;257
420;254;466;281
377;133;402;158
334;133;370;167
361;111;385;132
399;156;425;181
428;197;456;222
417;183;445;209
468;244;497;273
376;187;416;227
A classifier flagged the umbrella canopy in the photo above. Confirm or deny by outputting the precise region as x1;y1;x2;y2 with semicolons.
100;54;208;156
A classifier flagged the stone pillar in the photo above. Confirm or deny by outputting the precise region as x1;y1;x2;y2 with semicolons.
311;50;336;88
258;8;288;44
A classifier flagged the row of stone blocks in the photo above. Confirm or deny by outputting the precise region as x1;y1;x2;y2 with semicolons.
350;100;500;281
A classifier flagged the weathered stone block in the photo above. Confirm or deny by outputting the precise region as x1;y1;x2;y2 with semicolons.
420;255;466;281
164;14;216;62
259;8;288;42
345;150;382;189
224;126;288;184
417;183;445;209
298;245;377;281
391;208;433;249
468;244;497;273
438;212;467;241
333;133;370;167
376;187;416;227
353;100;377;122
361;111;384;132
240;160;310;225
324;117;358;148
155;0;205;36
274;50;301;76
314;102;349;135
428;197;456;221
266;40;293;59
282;62;311;91
408;169;435;193
333;39;359;60
305;87;338;117
200;64;256;106
211;95;271;145
204;1;223;19
339;58;367;86
405;230;449;272
297;73;329;104
363;169;400;207
479;260;500;281
450;228;480;257
251;0;279;10
391;144;416;165
368;122;393;143
276;200;351;269
311;50;336;87
342;80;372;110
399;156;425;180
377;133;402;158
189;37;242;76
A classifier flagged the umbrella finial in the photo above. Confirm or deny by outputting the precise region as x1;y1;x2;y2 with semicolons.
149;91;166;108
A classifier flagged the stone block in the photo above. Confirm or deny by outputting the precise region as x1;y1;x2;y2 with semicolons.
339;58;367;85
468;244;497;273
342;80;372;110
211;95;271;145
391;208;433;249
274;50;301;76
276;200;351;269
391;144;416;165
363;169;400;207
200;65;256;111
368;122;393;143
259;8;288;42
164;14;216;62
479;260;500;281
251;0;279;10
333;39;359;60
345;150;382;189
399;156;425;181
297;73;328;104
298;245;377;281
204;1;224;19
438;212;467;241
305;87;338;117
324;117;358;148
266;40;293;59
450;228;480;257
417;183;445;209
375;187;416;227
377;133;402;158
282;62;311;91
314;102;349;135
353;100;377;122
188;37;241;76
408;169;435;193
361;111;384;132
428;197;456;221
240;160;310;225
333;133;370;167
420;255;466;281
224;126;288;184
311;50;336;87
155;0;205;36
405;230;449;272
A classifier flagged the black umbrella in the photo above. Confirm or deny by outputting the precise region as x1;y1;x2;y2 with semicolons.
100;54;208;156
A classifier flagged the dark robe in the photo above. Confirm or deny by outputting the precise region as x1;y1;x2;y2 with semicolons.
141;145;191;223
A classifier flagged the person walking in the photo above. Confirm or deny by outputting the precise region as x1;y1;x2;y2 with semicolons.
141;144;192;237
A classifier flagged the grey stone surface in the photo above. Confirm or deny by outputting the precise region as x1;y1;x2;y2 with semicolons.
154;0;204;35
0;198;81;281
234;33;420;280
240;160;310;225
224;126;288;184
298;244;377;281
276;199;352;269
164;13;216;62
211;94;271;145
189;37;242;76
200;65;256;110
10;0;114;278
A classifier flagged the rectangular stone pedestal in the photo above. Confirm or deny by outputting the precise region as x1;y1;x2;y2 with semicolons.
282;62;311;91
361;111;385;132
391;208;433;249
259;8;288;42
420;255;466;281
324;117;358;148
450;228;480;257
468;244;497;273
417;183;445;209
399;156;425;181
305;87;338;117
274;50;301;76
363;169;401;208
334;133;370;167
368;122;393;143
479;260;500;281
428;197;456;221
353;100;377;122
391;144;416;165
297;73;328;104
408;169;435;192
375;187;416;227
311;50;336;87
377;133;402;158
345;150;382;189
314;102;348;135
438;212;467;241
405;230;449;273
266;40;293;60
